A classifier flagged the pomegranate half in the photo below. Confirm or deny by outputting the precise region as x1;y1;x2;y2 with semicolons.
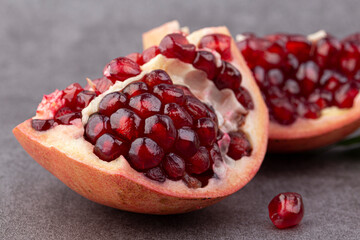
13;23;268;214
234;31;360;152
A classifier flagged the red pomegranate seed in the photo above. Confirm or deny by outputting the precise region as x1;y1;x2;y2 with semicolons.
270;98;296;125
227;131;252;160
175;127;200;158
308;90;332;109
184;96;209;120
98;92;127;116
253;66;268;89
103;57;141;82
285;35;311;62
128;137;164;171
209;143;223;163
90;77;114;95
144;69;173;88
234;87;254;110
213;61;242;90
283;79;300;95
296;61;320;96
54;107;81;125
144;114;177;151
164;103;193;128
315;37;341;68
144;167;166;182
163;153;186;180
128;93;162;118
126;52;143;65
31;119;55;131
84;114;110;144
339;41;360;76
159;33;196;63
283;54;299;73
110;108;142;141
260;43;284;69
268;192;304;229
195;118;218;146
93;133;128;162
198;34;232;61
267;69;284;86
192;50;218;79
122;81;149;98
237;38;270;69
343;33;360;43
334;83;359;108
142;46;160;64
75;90;96;110
62;83;83;108
186;146;210;174
183;173;202;189
153;84;185;105
320;70;346;92
174;84;194;96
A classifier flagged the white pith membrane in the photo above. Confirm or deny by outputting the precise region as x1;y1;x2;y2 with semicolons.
236;31;360;140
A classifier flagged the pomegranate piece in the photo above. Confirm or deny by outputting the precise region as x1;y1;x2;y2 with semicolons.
128;137;164;171
153;84;185;105
31;119;55;131
214;61;242;90
195;118;218;146
186;146;211;174
144;167;166;182
142;46;160;64
198;34;232;61
99;92;127;116
268;192;304;229
103;57;141;82
192;50;218;79
163;153;186;180
93;133;128;162
128;93;162;118
110;108;142;141
175;127;200;158
122;81;149;98
144;114;177;150
84;114;110;144
159;33;196;63
227;131;252;160
75;90;96;110
62;83;83;108
144;69;173;88
164;103;193;128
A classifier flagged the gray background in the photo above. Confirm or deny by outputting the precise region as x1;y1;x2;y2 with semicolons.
1;0;360;239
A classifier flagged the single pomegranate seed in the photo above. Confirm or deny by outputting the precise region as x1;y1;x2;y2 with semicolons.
227;131;252;160
334;83;359;108
175;127;200;158
75;90;96;110
54;107;81;124
128;93;162;118
301;103;321;119
343;33;360;43
84;114;110;144
270;98;296;125
315;37;341;68
122;81;149;98
285;35;311;62
268;192;304;229
267;69;284;86
283;54;299;73
214;61;242;90
296;61;320;96
267;86;286;100
192;50;218;79
31;119;55;131
142;46;160;64
98;92;127;116
253;66;268;89
144;114;177;151
198;34;232;61
163;153;186;180
184;96;209;120
186;146;210;174
283;79;300;95
128;137;164;171
62;83;83;108
110;108;142;141
144;167;166;182
159;33;196;63
237;38;270;69
209;143;223;164
164;103;193;128
90;77;113;94
183;173;202;189
260;43;284;69
195;118;218;146
206;105;219;125
308;90;332;110
144;69;173;88
174;84;194;96
320;70;346;92
93;133;128;162
339;41;360;76
125;52;143;65
153;84;185;105
103;57;141;82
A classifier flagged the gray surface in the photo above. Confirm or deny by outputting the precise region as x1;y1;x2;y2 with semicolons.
1;0;360;239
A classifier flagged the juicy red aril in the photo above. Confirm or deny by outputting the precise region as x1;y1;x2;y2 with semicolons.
126;52;143;65
315;37;341;68
209;143;222;164
31;119;55;131
227;131;252;160
334;83;359;108
184;96;209;120
163;153;186;180
283;79;300;95
144;167;166;182
186;146;210;174
144;114;176;150
54;107;81;125
76;90;96;110
142;46;160;64
192;50;218;79
128;137;164;171
268;192;304;229
174;84;194;96
164;103;193;128
285;36;311;62
175;127;200;158
90;77;114;95
98;92;127;116
214;61;242;90
85;114;110;144
340;41;360;76
103;57;141;82
110;108;142;141
269;98;296;125
93;133;128;162
62;83;83;108
267;69;284;86
153;84;185;105
122;81;149;98
296;61;320;96
195;118;217;146
198;34;232;61
320;70;346;92
235;87;254;110
260;42;285;69
128;93;162;118
144;69;173;88
159;33;196;63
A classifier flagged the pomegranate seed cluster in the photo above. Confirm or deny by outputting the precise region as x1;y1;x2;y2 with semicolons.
84;70;252;187
236;33;360;125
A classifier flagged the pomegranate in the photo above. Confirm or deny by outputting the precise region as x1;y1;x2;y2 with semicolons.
235;31;360;152
13;21;268;214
